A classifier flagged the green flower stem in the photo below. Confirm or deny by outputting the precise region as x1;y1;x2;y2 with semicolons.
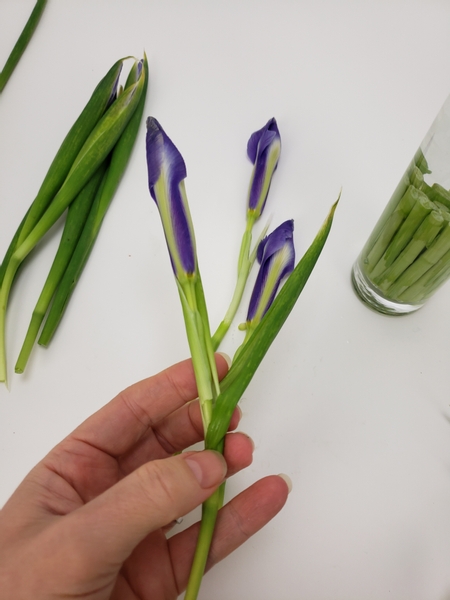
212;270;249;350
177;279;215;430
399;247;450;304
410;166;424;190
370;192;435;280
358;153;450;305
212;216;254;350
212;214;270;351
0;0;47;93
14;165;106;373
194;273;221;398
388;217;450;297
427;183;450;209
181;275;223;600
375;210;444;292
420;262;450;299
184;487;222;600
364;185;421;273
184;198;339;600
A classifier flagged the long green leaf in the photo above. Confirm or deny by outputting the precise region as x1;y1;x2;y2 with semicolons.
0;0;47;93
38;58;149;346
0;58;124;287
14;163;107;373
12;67;145;266
206;196;339;450
0;58;145;383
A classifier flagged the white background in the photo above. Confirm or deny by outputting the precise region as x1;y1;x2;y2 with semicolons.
1;1;450;599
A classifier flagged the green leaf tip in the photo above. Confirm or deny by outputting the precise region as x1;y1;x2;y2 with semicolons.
206;194;340;450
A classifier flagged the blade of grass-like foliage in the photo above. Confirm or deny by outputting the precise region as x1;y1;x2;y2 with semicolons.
206;196;339;450
0;209;30;284
0;0;47;93
14;163;107;374
0;58;124;288
0;62;146;383
38;58;149;347
185;197;339;600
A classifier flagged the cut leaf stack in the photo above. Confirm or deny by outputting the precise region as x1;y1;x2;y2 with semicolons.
358;151;450;307
0;55;148;383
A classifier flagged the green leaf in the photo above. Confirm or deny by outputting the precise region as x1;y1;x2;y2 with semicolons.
0;58;124;288
37;58;149;347
0;0;47;93
206;196;339;450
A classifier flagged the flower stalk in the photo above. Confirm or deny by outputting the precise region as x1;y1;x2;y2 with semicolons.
212;118;281;349
146;117;338;600
146;117;219;431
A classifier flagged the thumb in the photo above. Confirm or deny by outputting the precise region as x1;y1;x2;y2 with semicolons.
65;450;227;566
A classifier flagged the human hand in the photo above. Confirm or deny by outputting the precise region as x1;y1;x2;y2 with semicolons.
0;355;290;599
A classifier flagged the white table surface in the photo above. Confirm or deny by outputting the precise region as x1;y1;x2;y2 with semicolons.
1;1;450;599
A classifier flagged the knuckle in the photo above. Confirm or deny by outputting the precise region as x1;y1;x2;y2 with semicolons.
134;460;180;520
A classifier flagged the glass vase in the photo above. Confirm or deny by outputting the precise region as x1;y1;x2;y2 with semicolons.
352;95;450;315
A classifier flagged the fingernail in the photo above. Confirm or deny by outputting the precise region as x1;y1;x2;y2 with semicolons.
217;352;232;368
277;473;293;494
184;451;227;488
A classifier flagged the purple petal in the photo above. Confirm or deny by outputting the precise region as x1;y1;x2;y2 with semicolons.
247;220;295;322
247;118;281;214
146;117;195;276
146;117;187;201
258;219;294;264
169;179;196;274
246;117;280;164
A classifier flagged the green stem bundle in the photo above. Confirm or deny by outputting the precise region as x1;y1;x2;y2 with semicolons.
357;152;450;307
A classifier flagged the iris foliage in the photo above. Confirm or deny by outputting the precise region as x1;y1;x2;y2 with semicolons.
0;56;148;383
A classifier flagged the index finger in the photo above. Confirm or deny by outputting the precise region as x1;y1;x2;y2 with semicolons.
68;354;230;458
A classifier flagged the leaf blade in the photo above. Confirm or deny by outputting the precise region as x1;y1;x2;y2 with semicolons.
206;197;339;449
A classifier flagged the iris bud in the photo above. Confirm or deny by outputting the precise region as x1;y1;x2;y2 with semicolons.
247;117;281;219
246;219;295;328
146;117;197;281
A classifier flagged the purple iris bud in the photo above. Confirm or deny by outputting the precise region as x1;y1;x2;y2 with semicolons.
146;117;197;279
247;220;295;324
247;117;281;218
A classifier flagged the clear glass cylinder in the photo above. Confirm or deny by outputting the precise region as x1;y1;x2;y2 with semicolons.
352;94;450;315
